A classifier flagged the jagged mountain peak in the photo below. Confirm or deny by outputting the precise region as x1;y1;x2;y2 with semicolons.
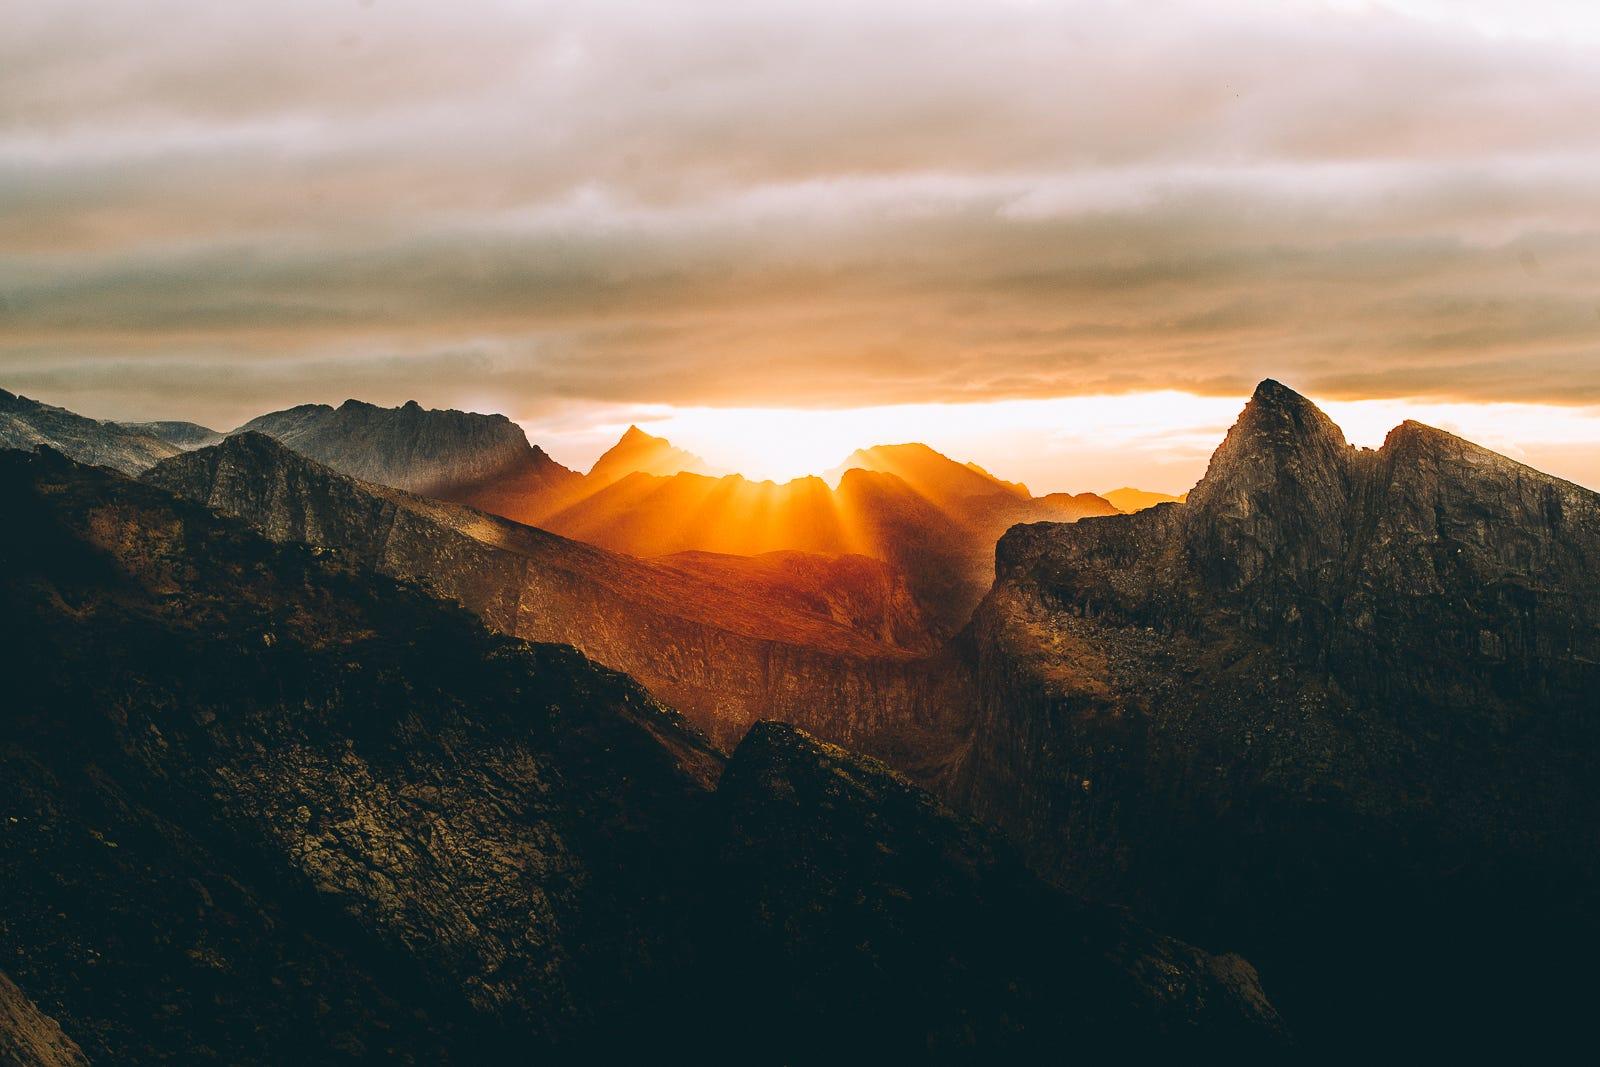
1;386;182;475
232;396;578;499
836;441;1031;503
1185;380;1352;528
588;423;714;485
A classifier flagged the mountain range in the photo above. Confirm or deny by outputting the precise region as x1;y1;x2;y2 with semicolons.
0;444;1281;1060
4;378;1598;1055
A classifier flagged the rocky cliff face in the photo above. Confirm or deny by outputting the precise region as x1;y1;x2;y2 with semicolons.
233;398;582;506
144;433;959;760
0;972;87;1067
0;446;1284;1060
952;380;1600;1052
1;388;180;474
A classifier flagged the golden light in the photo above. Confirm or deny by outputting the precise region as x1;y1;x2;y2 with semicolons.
531;391;1600;496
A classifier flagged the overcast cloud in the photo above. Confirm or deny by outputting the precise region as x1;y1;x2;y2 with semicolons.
3;0;1599;435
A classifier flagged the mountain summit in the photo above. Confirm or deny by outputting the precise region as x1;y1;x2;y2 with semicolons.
587;425;715;486
1;388;181;474
959;379;1600;1051
232;397;582;511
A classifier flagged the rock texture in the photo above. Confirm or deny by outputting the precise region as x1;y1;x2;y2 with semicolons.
233;398;582;506
0;972;87;1067
949;380;1600;1052
144;433;959;759
0;445;1284;1060
232;399;1113;634
1;388;180;474
113;421;223;449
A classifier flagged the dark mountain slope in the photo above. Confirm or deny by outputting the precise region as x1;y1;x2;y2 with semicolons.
949;380;1600;1051
0;446;1284;1060
712;722;1285;1058
1;388;180;474
144;433;955;757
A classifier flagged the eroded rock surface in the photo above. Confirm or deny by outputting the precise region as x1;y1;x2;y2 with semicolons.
144;433;963;761
0;446;1283;1060
950;380;1600;1051
1;388;180;475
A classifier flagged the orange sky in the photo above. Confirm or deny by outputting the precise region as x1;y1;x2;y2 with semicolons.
527;391;1600;494
3;1;1598;490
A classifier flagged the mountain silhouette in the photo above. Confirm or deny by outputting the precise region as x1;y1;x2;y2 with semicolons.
587;424;716;486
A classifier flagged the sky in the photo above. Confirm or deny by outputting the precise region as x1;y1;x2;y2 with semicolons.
3;0;1599;492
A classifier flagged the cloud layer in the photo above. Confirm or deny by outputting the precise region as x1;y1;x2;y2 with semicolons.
3;0;1599;433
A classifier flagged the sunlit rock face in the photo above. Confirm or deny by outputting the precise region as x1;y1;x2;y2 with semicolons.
0;972;86;1067
1;388;181;474
950;380;1600;1054
0;446;1285;1059
144;432;962;761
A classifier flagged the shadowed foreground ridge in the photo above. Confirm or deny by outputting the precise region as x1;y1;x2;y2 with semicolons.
954;379;1600;1051
0;446;1285;1061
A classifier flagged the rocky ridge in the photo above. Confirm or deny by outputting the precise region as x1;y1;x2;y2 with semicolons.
233;398;583;506
144;433;960;757
0;445;1285;1060
949;380;1600;1051
0;389;180;475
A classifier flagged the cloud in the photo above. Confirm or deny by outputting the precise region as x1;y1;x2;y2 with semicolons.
2;0;1599;429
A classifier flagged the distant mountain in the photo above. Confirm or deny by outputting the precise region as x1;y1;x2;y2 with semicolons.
587;424;716;486
0;445;1284;1059
224;399;1112;634
834;442;1032;509
531;441;1115;634
948;380;1600;1053
1102;486;1187;512
1;388;180;474
144;432;949;754
233;398;583;506
114;420;223;449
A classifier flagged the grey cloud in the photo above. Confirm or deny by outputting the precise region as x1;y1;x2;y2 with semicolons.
2;0;1599;425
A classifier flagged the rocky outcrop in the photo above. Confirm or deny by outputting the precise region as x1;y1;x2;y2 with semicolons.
952;380;1600;1052
144;433;960;759
233;398;582;506
1;388;180;474
0;446;1285;1060
0;972;87;1067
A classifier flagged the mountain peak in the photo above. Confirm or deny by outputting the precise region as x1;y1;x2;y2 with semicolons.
588;424;713;485
1183;381;1354;592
